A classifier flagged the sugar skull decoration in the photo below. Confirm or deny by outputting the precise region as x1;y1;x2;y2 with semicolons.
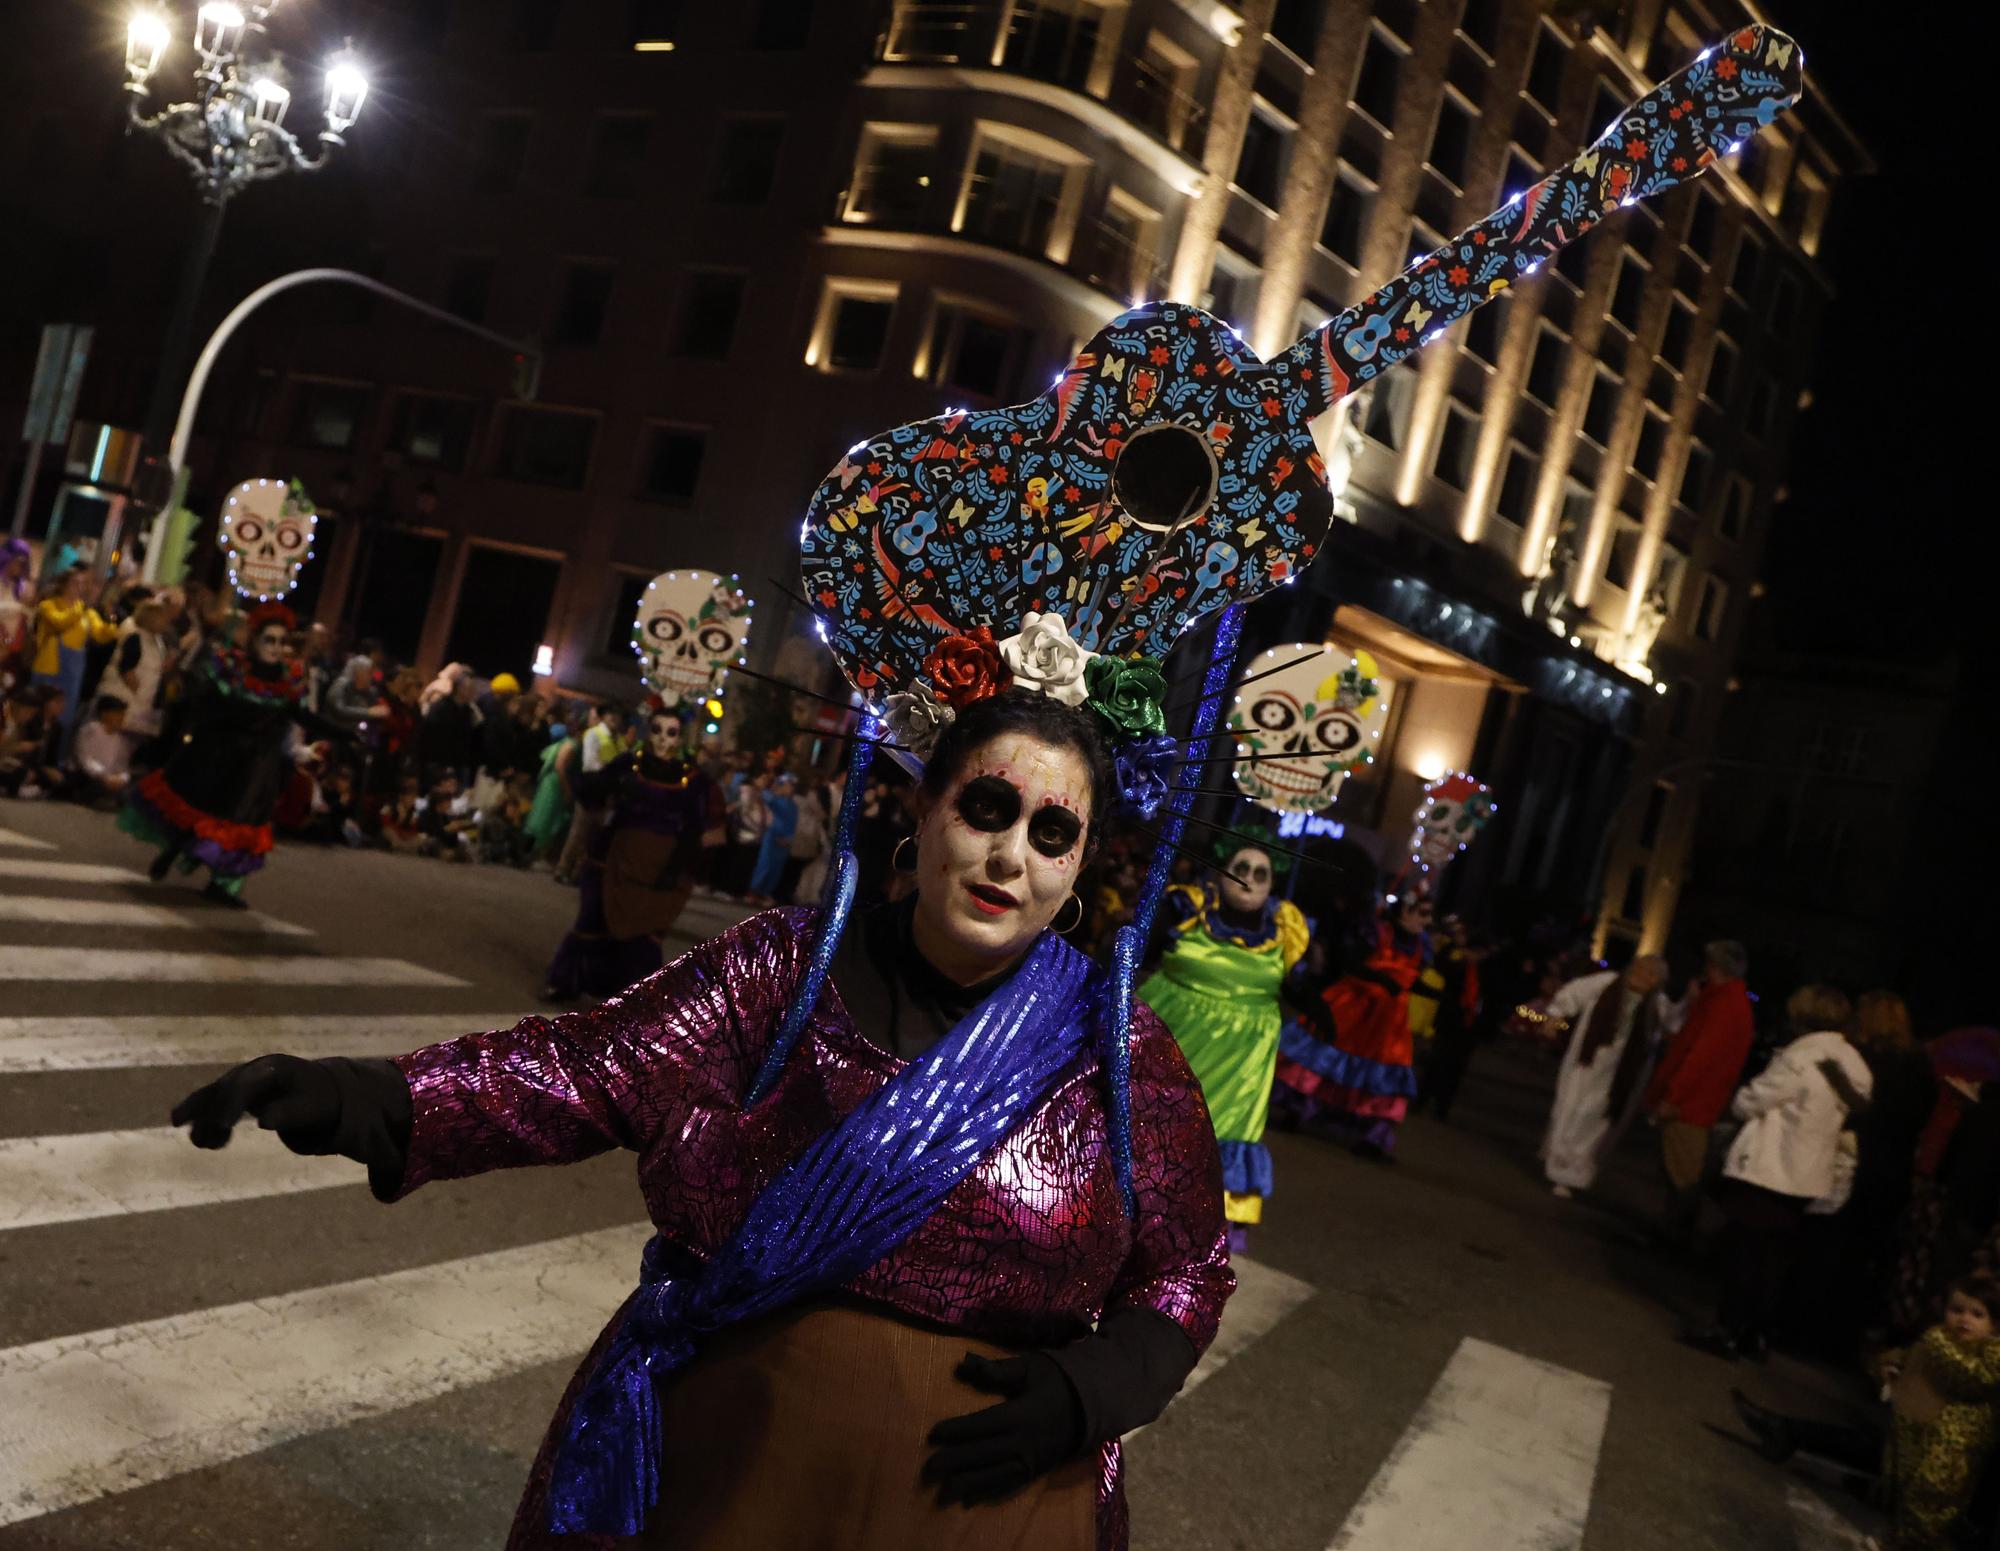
632;569;752;703
218;479;317;601
1409;771;1495;880
1230;645;1389;813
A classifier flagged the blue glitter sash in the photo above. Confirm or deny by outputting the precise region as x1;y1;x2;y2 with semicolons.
547;927;1104;1536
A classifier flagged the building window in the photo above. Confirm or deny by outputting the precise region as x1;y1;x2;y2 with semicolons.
805;279;898;373
1461;298;1502;366
494;405;595;489
1553;231;1590;292
1501;149;1540;206
1678;443;1711;513
1433;399;1477;491
290;381;369;451
584;114;651;197
1666;678;1698;738
1783;159;1832;255
443;253;495;323
709;117;785;204
1457;0;1501;58
1428;92;1474;189
1001;0;1116;95
1660;299;1694;373
1363;370;1416;449
1607;521;1644;592
1494;445;1537;530
1320;171;1373;267
636;425;705;503
1205;248;1260;332
1524;23;1567;118
1134;30;1200;152
924;302;1017;398
1805;721;1870;776
675;271;747;359
1693;573;1729;641
604;571;650;662
1704;336;1737;407
750;0;813;49
1350;26;1403;131
1095;188;1162;300
844;123;938;226
391;393;477;472
1620;863;1647;922
1234;104;1290;211
628;0;681;48
1582;368;1620;446
552;262;614;347
1686;190;1720;261
1718;473;1753;541
1557;479;1593;543
1525;323;1567;408
884;0;970;60
1591;77;1626;143
1729;231;1763;299
1609;254;1646;333
959;130;1080;259
471;114;532;194
1770;271;1802;336
1632;408;1668;483
1270;0;1327;59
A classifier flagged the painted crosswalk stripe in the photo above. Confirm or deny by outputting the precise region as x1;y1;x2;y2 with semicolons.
0;1013;515;1073
0;826;57;851
0;946;467;986
0;1124;364;1231
0;895;312;936
1327;1338;1611;1551
1788;1481;1882;1549
0;857;146;885
0;1223;649;1528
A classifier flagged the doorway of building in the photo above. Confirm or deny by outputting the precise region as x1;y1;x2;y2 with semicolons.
444;543;560;683
345;528;443;665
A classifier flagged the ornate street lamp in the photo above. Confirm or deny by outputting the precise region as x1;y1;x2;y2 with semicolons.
119;4;369;502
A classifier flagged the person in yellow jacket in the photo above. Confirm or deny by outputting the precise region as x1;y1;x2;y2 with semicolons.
31;566;118;755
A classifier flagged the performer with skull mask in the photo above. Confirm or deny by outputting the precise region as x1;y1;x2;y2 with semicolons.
540;702;724;1002
117;599;311;906
1139;840;1309;1248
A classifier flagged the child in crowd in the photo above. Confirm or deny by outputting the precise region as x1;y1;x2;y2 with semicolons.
71;697;134;807
1734;1273;2000;1548
477;772;537;867
0;686;66;798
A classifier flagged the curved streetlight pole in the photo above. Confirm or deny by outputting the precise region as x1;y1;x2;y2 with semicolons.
141;267;541;582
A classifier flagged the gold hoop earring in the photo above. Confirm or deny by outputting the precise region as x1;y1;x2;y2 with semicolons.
1053;893;1083;935
892;834;918;874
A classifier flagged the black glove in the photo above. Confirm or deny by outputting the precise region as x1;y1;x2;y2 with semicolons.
922;1351;1084;1506
170;1054;412;1201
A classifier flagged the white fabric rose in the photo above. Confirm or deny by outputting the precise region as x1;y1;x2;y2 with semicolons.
883;689;955;759
996;611;1095;708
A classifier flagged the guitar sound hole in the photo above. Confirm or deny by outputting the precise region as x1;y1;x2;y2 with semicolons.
1113;423;1218;534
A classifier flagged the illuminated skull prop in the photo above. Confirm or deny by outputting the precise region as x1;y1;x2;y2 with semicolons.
1230;645;1389;813
633;569;752;702
1409;771;1495;879
218;479;316;601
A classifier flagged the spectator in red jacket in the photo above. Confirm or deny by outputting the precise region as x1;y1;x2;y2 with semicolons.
1646;939;1754;1244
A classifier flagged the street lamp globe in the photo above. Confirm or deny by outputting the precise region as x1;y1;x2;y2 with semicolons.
125;12;170;83
248;77;291;127
323;56;368;134
194;2;247;63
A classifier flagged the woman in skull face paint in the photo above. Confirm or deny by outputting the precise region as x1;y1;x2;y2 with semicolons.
1139;842;1309;1248
540;705;726;1002
117;600;311;907
171;688;1230;1550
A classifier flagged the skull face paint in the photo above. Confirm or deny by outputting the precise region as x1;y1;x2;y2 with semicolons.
1229;644;1389;813
1409;771;1495;879
218;479;317;601
633;569;752;702
646;711;684;762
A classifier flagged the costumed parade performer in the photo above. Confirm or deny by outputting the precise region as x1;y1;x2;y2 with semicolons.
541;702;725;1002
1539;955;1670;1197
1141;843;1307;1248
162;29;1803;1545
117;599;312;907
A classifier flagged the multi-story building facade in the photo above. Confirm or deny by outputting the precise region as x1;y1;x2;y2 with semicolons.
2;0;1869;945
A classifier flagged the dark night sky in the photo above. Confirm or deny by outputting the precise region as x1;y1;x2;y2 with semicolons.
1754;10;1973;664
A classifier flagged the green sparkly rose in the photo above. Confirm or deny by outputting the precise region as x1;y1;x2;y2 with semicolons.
1084;655;1167;740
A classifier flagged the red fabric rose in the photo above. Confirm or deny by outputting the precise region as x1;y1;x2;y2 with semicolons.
922;627;1012;708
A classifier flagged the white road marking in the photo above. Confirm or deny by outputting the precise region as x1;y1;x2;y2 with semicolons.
0;1125;364;1231
1788;1481;1882;1549
1128;1254;1315;1440
0;946;466;986
0;895;312;936
0;826;58;851
0;1224;649;1528
0;1013;514;1074
1327;1338;1611;1551
0;858;147;885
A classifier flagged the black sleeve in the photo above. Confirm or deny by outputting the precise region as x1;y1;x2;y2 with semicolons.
316;1056;414;1203
1041;1305;1200;1444
117;634;144;673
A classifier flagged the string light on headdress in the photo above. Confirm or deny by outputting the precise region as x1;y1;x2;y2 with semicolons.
1408;770;1496;879
217;478;316;602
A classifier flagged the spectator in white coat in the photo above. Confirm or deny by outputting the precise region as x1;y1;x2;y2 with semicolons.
1683;984;1872;1361
1540;955;1671;1197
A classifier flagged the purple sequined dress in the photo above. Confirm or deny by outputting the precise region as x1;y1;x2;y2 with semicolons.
388;908;1232;1550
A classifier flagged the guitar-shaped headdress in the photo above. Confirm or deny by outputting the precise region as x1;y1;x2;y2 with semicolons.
802;24;1802;745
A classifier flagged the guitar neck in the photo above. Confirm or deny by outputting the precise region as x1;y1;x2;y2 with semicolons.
1284;23;1802;418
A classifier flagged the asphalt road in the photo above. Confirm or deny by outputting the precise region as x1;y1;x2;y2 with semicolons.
0;798;1881;1550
